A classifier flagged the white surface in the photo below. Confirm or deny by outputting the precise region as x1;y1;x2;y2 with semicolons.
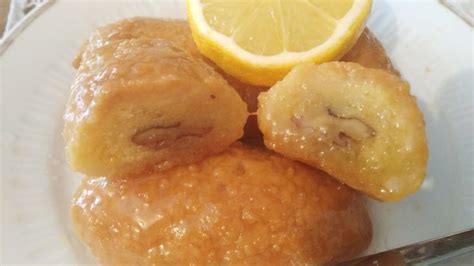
1;0;473;264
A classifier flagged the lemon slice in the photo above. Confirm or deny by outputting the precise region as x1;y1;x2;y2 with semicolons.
187;0;372;86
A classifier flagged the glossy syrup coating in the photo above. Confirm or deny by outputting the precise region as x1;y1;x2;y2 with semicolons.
341;29;400;76
72;18;203;68
64;37;248;177
72;17;266;140
258;62;428;201
71;144;372;265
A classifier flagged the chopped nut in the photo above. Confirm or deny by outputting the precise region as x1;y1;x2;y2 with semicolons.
291;108;375;147
327;108;375;146
132;122;212;149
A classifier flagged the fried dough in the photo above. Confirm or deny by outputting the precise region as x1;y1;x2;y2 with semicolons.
258;62;428;201
71;144;372;265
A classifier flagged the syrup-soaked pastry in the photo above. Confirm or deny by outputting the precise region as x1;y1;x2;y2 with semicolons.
72;18;203;68
73;17;266;140
71;144;372;265
341;29;400;76
64;37;247;177
258;62;428;201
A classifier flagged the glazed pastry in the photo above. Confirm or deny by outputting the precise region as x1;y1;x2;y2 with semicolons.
73;17;265;140
71;144;372;265
258;62;428;201
72;18;202;68
341;29;400;76
64;37;247;177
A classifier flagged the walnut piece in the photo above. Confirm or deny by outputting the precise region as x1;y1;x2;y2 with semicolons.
132;122;212;149
292;108;375;147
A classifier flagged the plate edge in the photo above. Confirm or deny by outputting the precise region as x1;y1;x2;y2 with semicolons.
0;0;56;56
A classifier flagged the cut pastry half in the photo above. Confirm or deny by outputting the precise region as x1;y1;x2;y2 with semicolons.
258;62;428;201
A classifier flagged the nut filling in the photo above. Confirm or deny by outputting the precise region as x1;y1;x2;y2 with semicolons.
132;122;213;149
292;108;376;147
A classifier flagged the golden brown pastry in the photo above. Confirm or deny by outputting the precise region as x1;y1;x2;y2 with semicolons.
64;36;248;177
73;17;265;140
341;29;400;76
258;62;428;201
71;144;372;265
72;18;202;68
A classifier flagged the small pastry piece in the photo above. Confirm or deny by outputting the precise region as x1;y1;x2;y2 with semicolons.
341;29;400;76
64;37;248;177
71;144;372;265
73;17;265;141
258;62;428;201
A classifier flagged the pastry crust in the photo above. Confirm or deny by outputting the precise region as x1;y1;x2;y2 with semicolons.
72;18;203;68
71;144;372;265
73;18;267;140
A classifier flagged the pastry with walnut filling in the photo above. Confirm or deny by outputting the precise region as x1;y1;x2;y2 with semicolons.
257;62;428;201
64;37;247;177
